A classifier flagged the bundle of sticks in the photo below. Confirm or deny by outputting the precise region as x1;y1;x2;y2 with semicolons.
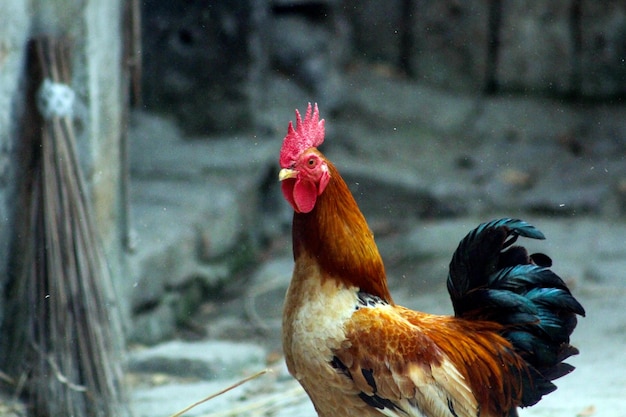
2;37;128;417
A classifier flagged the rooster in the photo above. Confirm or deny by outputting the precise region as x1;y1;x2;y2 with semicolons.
278;104;585;417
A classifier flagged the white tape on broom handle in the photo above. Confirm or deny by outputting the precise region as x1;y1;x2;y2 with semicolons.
36;78;76;119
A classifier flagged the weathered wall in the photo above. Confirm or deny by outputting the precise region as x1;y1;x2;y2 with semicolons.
82;0;126;304
350;0;626;96
0;0;29;323
141;0;268;134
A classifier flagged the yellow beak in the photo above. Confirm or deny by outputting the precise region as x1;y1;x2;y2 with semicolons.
278;168;298;181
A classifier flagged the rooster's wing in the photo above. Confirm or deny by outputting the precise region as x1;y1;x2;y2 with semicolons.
332;300;526;417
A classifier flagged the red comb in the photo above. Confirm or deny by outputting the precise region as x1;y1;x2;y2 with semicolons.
279;103;325;168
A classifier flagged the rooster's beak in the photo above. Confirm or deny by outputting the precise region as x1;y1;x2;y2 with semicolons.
279;168;298;181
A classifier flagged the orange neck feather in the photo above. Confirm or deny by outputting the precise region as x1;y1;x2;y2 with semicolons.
291;160;393;302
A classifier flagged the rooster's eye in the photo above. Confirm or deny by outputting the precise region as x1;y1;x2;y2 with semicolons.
308;158;316;167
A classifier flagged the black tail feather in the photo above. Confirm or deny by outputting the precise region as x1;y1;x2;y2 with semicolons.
447;218;585;408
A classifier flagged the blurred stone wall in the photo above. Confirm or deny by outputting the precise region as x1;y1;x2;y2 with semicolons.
142;0;626;135
1;0;624;347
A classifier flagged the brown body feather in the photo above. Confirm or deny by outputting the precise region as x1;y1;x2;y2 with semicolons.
290;157;391;301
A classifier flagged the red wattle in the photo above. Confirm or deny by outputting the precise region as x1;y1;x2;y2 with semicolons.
283;180;317;213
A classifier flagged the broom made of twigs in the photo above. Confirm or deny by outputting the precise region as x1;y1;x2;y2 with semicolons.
1;37;128;417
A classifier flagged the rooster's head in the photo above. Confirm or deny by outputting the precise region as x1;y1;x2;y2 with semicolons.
279;103;330;213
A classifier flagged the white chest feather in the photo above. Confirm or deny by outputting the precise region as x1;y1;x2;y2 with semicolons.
282;265;359;381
